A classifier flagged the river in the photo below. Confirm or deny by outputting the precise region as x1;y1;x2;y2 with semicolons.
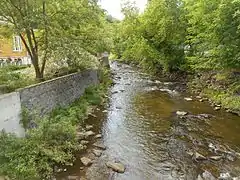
57;62;240;180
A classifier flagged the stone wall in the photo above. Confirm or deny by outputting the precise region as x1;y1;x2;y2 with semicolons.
19;70;99;116
0;70;99;136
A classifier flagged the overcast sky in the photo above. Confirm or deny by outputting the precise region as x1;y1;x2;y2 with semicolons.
100;0;147;20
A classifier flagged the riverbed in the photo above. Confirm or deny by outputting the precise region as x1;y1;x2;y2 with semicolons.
57;62;240;180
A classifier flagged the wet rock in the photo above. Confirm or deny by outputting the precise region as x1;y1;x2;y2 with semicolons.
151;86;158;91
84;131;95;137
93;149;103;157
176;111;188;116
184;97;193;101
199;99;204;102
219;172;231;180
116;106;122;109
202;170;216;180
95;134;102;139
67;175;79;180
89;114;97;118
186;151;194;157
226;154;235;162
214;107;221;111
80;140;89;145
76;132;85;140
102;110;108;113
80;167;84;170
112;91;118;94
155;80;161;84
197;175;204;180
209;156;222;161
86;125;93;130
106;162;125;173
81;157;92;166
216;104;221;107
195;152;207;161
196;96;202;99
93;142;107;150
233;177;240;180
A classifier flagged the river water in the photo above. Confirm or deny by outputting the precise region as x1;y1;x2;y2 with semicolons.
58;62;240;180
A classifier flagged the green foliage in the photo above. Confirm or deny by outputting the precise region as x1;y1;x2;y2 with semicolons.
0;0;111;79
112;0;186;73
0;66;36;93
184;0;240;70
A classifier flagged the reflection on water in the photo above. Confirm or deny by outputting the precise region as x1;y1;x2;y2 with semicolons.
58;62;240;180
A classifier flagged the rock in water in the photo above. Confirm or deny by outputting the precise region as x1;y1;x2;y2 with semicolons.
80;157;92;166
86;125;93;131
214;107;221;110
176;111;188;116
106;162;125;173
95;134;102;139
80;140;89;145
184;97;193;101
202;170;216;180
93;142;106;150
219;172;231;180
210;156;222;161
195;152;207;160
76;132;85;140
93;149;103;157
84;131;95;137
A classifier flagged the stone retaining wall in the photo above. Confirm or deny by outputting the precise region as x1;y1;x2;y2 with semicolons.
0;70;99;137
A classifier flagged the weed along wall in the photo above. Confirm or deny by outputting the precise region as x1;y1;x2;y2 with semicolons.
0;70;99;137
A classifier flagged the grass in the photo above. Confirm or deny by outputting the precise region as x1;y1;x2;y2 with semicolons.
0;65;36;93
189;70;240;114
0;67;112;180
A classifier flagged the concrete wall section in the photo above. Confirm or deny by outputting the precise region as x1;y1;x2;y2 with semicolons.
19;70;99;116
0;92;25;137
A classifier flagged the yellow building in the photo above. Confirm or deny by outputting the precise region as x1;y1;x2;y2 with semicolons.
0;34;31;66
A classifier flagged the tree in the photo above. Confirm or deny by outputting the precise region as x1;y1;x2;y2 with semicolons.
0;0;107;80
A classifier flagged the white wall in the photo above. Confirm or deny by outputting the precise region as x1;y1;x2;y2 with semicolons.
0;92;25;137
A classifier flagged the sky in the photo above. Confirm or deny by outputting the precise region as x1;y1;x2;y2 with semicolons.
100;0;148;20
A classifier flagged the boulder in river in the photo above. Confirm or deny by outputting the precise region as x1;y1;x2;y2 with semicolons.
81;157;92;166
80;140;89;145
214;107;221;111
76;132;85;140
219;172;231;180
202;170;216;180
84;131;95;137
195;152;207;161
95;134;102;139
106;162;125;173
176;111;188;116
93;142;107;150
93;149;103;157
210;156;222;161
184;97;193;101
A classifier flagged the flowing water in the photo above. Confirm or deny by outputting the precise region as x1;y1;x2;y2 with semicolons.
57;62;240;180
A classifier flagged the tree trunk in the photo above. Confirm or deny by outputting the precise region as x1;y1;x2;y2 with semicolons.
31;56;44;80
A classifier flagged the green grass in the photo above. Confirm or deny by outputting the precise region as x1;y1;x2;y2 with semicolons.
0;65;36;93
190;70;240;113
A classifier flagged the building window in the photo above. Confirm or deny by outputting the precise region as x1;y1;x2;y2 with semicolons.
13;35;22;52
